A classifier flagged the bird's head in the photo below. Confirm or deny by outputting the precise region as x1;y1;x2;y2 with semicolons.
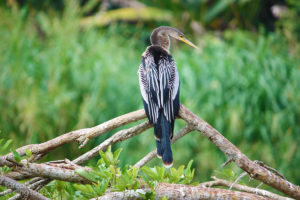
169;29;199;50
151;26;199;50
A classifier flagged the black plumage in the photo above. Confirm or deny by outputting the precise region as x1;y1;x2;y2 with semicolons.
138;26;198;167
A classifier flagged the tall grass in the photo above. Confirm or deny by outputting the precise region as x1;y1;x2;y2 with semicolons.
0;6;299;186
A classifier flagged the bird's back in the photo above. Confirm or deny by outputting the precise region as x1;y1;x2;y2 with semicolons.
138;45;180;167
143;45;170;66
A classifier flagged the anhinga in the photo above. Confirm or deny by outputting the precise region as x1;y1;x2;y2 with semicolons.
138;26;198;167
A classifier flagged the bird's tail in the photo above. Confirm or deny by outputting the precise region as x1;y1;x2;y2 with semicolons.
154;111;173;168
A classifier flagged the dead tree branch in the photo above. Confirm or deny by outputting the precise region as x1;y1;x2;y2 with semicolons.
73;121;151;165
5;160;92;184
0;109;146;166
1;105;299;199
200;176;293;200
91;182;272;200
0;175;49;200
179;104;300;199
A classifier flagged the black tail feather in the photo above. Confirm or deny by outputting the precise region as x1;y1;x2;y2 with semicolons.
156;140;163;159
159;112;173;168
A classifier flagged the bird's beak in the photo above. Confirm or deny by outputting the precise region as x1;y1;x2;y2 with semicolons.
179;37;199;49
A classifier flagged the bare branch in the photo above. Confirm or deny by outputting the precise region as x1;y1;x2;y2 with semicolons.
0;157;13;167
200;176;293;200
6;160;92;184
91;182;272;200
134;125;193;168
76;109;146;146
230;171;248;190
221;158;234;168
0;109;146;166
3;105;300;199
0;177;43;197
7;178;51;200
73;121;151;165
0;175;50;200
179;104;300;199
4;120;151;200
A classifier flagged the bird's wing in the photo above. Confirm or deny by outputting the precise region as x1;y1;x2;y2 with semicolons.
138;53;160;124
158;55;180;124
138;52;180;129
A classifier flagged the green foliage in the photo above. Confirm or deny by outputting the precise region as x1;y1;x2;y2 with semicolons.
0;165;11;174
0;137;13;198
0;138;12;155
98;146;122;166
0;2;300;198
214;168;238;182
81;7;172;27
0;136;13;174
11;149;21;163
141;160;196;185
40;147;196;199
2;0;290;31
277;0;300;56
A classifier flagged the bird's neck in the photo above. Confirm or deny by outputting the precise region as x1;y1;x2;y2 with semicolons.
150;29;170;51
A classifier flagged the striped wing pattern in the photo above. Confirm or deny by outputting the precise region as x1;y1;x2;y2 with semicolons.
138;50;179;124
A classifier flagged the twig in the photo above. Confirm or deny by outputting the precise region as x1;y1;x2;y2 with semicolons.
200;176;292;200
134;125;193;168
0;175;50;200
179;104;300;199
221;158;234;168
91;182;271;200
254;160;286;180
230;171;248;190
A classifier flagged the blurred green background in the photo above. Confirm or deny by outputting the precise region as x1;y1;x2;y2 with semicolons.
0;0;300;187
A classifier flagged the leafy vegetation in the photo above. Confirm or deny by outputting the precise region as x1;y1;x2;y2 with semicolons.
41;147;196;199
0;147;256;199
0;0;300;198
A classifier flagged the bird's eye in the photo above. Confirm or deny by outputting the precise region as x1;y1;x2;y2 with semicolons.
179;35;184;38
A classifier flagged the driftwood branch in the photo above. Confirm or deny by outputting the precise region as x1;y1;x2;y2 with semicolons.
5;160;92;184
1;105;299;199
73;121;151;165
91;182;272;200
179;105;300;199
201;176;293;200
0;109;146;166
0;175;49;200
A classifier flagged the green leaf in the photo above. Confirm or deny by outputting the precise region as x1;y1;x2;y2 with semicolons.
12;149;21;163
113;148;122;164
81;7;172;27
133;180;138;191
0;139;12;153
99;146;118;166
75;168;97;182
0;165;11;174
186;160;194;171
205;0;234;22
141;166;158;181
25;149;32;157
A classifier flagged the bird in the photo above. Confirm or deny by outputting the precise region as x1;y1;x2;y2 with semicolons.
138;26;198;167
